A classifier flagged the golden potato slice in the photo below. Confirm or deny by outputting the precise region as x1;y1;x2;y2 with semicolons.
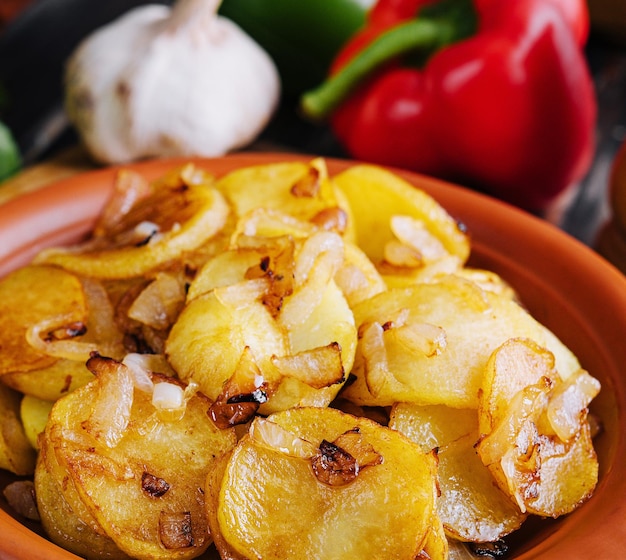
168;280;356;416
214;158;355;242
343;275;581;408
186;246;270;302
36;434;127;559
2;359;94;401
332;164;470;267
166;289;288;401
37;357;237;559
436;432;526;542
0;383;37;475
390;403;526;542
476;338;600;517
2;275;125;400
419;513;449;560
478;337;559;434
389;403;478;452
20;394;53;449
265;287;355;415
188;233;297;306
0;264;87;376
167;232;357;415
35;179;230;279
209;407;438;560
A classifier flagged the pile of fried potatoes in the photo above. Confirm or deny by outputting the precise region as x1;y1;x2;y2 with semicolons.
0;159;601;559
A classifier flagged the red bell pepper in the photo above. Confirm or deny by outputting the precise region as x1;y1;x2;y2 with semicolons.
301;0;596;211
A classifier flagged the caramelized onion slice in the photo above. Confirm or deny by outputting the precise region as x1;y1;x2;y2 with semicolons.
122;353;156;393
249;417;317;459
279;233;344;330
290;163;321;198
546;369;601;442
152;379;199;422
209;347;270;429
389;215;449;262
26;314;97;362
270;343;345;390
359;321;390;398
383;239;423;268
83;354;134;448
141;471;171;498
311;439;358;486
311;428;382;487
127;272;186;330
389;322;447;358
93;169;153;237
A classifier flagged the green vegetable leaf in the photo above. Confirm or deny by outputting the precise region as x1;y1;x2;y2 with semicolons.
0;121;21;182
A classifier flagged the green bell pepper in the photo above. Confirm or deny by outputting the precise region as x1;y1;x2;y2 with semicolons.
218;0;370;96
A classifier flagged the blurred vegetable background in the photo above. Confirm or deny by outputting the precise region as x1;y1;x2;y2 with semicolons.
0;84;20;182
301;0;596;211
0;0;625;244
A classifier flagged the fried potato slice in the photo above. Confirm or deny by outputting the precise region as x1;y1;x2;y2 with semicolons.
390;403;526;543
436;432;526;542
209;407;438;560
2;274;125;400
419;513;449;560
36;357;237;559
167;232;357;415
166;290;287;400
476;338;600;517
36;434;127;559
2;359;94;402
343;275;581;408
0;383;37;475
167;280;356;416
0;265;87;376
214;158;355;242
332;164;470;269
264;279;356;414
34;175;230;279
20;394;53;449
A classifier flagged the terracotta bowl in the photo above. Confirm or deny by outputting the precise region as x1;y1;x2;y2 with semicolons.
1;153;625;559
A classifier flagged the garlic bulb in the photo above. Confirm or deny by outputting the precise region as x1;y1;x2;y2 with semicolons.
64;0;281;164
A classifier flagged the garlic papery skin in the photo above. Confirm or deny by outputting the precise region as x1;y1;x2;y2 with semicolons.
64;0;281;164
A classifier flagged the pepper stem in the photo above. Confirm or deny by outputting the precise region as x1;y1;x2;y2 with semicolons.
301;0;478;121
302;19;447;120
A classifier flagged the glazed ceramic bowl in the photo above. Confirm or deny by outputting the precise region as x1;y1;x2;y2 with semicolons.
1;153;625;559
